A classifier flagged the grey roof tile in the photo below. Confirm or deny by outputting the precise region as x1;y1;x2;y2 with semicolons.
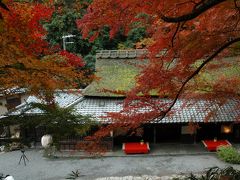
0;87;27;97
7;93;240;124
8;90;83;115
75;98;240;123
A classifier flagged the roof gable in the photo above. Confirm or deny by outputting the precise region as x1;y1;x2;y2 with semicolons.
8;90;83;115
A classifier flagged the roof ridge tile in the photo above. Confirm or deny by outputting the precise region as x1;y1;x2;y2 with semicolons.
96;49;148;59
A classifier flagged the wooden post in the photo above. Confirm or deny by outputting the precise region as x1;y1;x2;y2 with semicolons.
194;132;197;144
110;130;114;151
153;126;156;144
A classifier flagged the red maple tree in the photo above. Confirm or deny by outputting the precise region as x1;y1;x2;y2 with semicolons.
77;0;240;142
0;2;90;100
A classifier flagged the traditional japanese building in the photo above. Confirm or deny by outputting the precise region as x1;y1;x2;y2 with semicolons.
0;88;28;116
74;50;240;144
3;50;240;148
0;88;29;143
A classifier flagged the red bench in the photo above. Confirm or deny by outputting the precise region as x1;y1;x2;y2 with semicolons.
202;140;231;151
122;142;150;154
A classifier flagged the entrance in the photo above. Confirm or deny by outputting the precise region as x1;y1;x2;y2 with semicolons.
144;124;181;143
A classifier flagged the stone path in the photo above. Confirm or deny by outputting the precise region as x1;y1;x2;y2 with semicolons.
0;149;239;180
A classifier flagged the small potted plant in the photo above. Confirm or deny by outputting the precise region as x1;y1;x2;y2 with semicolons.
140;139;144;145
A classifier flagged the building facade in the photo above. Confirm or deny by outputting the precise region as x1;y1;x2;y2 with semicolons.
4;50;240;149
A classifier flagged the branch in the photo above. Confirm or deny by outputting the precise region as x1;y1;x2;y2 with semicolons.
160;37;240;119
0;63;72;80
0;1;9;11
171;22;181;47
234;0;240;13
161;0;226;23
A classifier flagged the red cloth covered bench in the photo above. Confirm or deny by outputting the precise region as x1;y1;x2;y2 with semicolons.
202;140;231;151
122;142;150;154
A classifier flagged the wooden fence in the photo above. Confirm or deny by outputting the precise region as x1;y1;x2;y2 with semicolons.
59;136;113;151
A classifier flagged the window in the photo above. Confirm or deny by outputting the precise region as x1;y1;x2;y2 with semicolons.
6;96;21;110
0;126;9;138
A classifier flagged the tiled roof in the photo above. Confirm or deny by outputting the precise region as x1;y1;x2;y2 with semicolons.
9;90;83;115
74;98;123;122
0;87;27;97
74;98;240;123
0;116;7;119
154;99;240;123
7;91;240;123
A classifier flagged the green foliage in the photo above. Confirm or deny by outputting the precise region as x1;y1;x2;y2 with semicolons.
43;145;57;158
117;27;146;49
2;102;96;144
83;54;95;71
66;170;81;179
44;7;95;71
126;27;146;46
45;10;90;54
186;166;240;180
29;103;95;139
219;166;240;179
45;11;120;71
44;6;147;71
217;146;240;164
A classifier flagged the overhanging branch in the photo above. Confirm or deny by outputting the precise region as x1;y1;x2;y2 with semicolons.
0;63;72;81
160;37;240;119
0;1;9;11
161;0;226;23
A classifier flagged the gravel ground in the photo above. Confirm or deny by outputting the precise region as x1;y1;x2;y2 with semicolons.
0;150;240;180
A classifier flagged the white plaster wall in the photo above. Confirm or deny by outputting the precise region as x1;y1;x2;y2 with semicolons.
0;98;8;115
0;93;29;115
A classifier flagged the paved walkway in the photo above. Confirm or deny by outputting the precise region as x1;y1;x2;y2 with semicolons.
0;150;239;180
0;143;240;180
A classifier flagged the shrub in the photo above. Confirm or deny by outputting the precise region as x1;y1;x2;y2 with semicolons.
186;166;240;180
217;146;240;164
220;166;240;179
43;145;56;158
66;170;81;179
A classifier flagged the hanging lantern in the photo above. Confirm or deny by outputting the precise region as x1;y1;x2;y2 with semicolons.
41;134;53;148
110;131;113;137
221;125;232;134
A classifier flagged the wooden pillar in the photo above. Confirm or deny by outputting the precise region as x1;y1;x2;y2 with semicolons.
110;130;114;151
153;126;156;144
193;132;197;144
